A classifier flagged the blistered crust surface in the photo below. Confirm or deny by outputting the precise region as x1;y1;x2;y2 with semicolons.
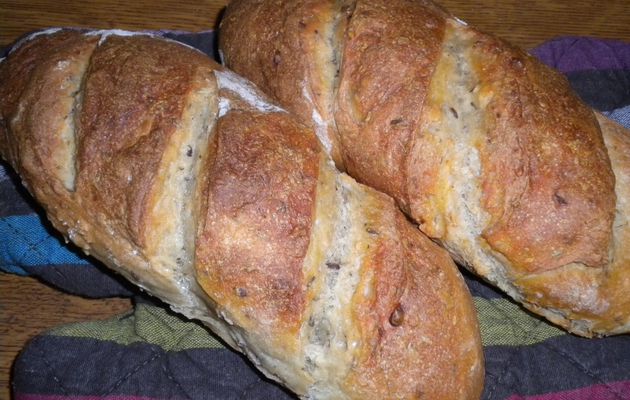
220;0;345;167
514;115;630;335
195;109;320;338
0;29;225;310
408;20;623;335
0;30;98;193
75;35;214;248
467;32;616;274
335;0;448;205
343;191;484;400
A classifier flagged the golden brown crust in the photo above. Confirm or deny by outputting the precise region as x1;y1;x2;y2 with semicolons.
515;115;630;335
0;29;223;309
346;195;484;399
195;109;320;337
75;35;213;248
0;30;98;193
335;0;448;206
220;0;346;167
596;116;630;331
470;33;616;274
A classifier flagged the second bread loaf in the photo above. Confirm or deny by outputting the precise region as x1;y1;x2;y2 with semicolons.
219;0;630;337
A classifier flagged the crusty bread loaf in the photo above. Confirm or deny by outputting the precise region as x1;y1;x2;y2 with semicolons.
0;29;484;399
219;0;630;337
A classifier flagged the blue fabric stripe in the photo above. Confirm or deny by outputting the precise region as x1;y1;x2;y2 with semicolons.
0;214;90;274
604;104;630;128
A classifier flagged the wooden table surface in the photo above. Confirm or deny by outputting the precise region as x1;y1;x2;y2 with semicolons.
1;0;629;398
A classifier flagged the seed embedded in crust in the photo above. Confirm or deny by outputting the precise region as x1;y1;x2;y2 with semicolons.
554;191;569;206
390;117;405;126
389;304;405;326
273;50;281;66
449;107;459;119
326;262;341;270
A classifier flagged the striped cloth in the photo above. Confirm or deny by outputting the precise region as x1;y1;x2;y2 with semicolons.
2;32;630;400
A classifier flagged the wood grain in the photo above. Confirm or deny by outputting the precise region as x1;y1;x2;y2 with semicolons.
0;0;228;47
0;273;131;398
442;0;630;49
1;1;629;49
0;0;629;399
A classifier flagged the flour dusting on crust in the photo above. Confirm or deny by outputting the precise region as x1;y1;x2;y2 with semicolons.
452;16;468;26
214;70;285;114
84;29;204;54
302;84;333;154
218;97;232;118
85;29;155;45
8;28;63;54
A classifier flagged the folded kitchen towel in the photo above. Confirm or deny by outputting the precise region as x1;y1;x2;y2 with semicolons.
2;32;630;400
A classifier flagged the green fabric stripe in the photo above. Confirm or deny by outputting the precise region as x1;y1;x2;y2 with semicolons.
49;303;225;351
49;296;565;350
474;296;565;346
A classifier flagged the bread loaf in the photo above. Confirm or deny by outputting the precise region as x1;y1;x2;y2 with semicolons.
219;0;630;337
0;29;484;399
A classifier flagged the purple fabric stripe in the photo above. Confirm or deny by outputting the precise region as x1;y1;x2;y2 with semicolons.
531;37;630;74
16;396;161;400
506;380;630;400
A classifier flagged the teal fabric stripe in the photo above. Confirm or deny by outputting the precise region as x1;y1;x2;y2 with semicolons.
0;214;90;275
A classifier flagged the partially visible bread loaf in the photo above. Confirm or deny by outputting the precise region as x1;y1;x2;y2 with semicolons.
0;29;484;399
220;0;630;337
518;113;630;336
